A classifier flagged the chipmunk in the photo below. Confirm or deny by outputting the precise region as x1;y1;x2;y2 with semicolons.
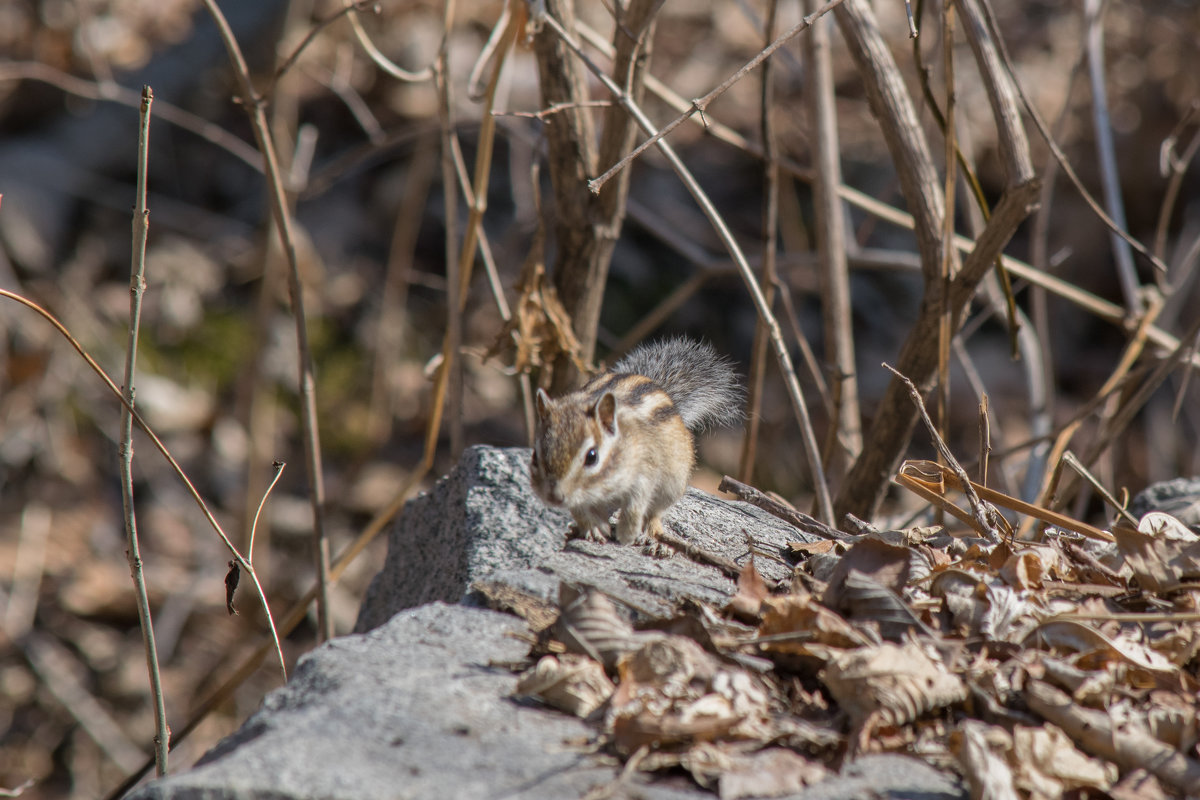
530;338;743;545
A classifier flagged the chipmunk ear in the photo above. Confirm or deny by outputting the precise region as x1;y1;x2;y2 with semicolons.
535;388;552;419
591;392;618;434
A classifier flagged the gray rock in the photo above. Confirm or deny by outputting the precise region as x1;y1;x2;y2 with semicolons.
355;445;810;631
128;604;699;800
131;446;967;800
792;754;963;799
1130;476;1200;531
129;604;963;800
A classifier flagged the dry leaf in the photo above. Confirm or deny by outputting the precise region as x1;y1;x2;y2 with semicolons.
822;536;919;609
980;583;1039;644
820;640;967;728
727;558;769;621
1011;723;1116;796
679;744;831;800
758;592;872;651
931;569;989;637
1024;680;1200;793
999;549;1045;590
1112;513;1200;592
515;654;614;717
951;721;1019;800
484;244;589;376
608;636;773;754
1039;656;1115;704
1024;620;1176;675
834;570;935;642
555;587;642;670
1107;769;1172;800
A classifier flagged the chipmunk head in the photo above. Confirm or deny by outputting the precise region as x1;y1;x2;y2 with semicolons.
530;387;619;508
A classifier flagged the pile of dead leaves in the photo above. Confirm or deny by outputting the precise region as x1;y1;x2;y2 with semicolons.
511;479;1200;800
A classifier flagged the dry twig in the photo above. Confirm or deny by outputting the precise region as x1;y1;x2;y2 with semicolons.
119;84;170;777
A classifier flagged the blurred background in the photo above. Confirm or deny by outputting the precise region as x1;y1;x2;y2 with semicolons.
0;0;1198;795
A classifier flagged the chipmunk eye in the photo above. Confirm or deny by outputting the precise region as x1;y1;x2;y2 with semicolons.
584;447;598;467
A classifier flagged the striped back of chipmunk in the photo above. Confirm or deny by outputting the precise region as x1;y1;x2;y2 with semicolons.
611;338;743;432
580;372;683;431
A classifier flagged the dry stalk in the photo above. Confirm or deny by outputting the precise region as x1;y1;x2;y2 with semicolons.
1153;103;1200;264
1059;452;1138;527
270;0;381;90
804;0;861;470
977;394;990;486
719;476;853;542
1072;308;1200;497
936;0;957;504
838;175;1041;521
1033;296;1162;520
830;0;946;521
533;0;662;390
1083;0;1139;315
120;84;170;777
4;506;49;639
575;17;1193;365
341;0;433;81
445;12;516;456
0;284;298;800
24;633;148;774
201;0;333;642
0;290;290;679
885;364;1000;541
738;0;781;484
368;134;439;441
896;460;1114;542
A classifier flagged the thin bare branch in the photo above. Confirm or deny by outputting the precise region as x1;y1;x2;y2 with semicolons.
120;84;170;777
807;0;861;463
885;364;1001;541
0;62;263;171
269;0;381;90
201;0;333;643
0;288;289;679
1153;102;1200;265
589;0;848;194
739;0;781;484
1083;0;1139;315
341;0;434;82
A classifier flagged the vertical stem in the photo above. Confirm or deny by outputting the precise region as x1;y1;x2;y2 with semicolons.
122;85;170;776
445;14;517;457
807;0;861;464
200;0;332;642
739;0;780;484
936;2;957;525
1084;0;1139;316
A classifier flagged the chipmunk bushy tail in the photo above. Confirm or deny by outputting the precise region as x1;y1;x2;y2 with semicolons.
612;338;744;433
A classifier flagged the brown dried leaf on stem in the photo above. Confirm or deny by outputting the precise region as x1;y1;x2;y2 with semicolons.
485;233;590;383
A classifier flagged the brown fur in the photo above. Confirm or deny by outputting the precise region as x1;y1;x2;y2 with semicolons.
530;340;741;545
